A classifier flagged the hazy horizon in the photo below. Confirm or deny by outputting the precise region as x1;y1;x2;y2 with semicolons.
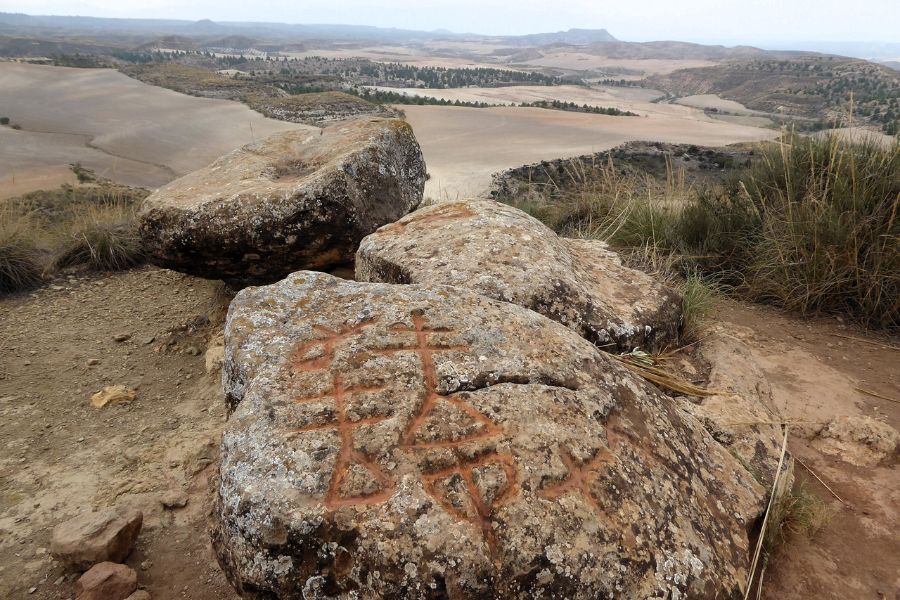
1;0;897;45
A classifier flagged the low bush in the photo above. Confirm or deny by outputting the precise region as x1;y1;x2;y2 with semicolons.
502;133;900;330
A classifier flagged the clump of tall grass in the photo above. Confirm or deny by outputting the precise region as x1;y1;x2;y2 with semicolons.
503;133;899;330
741;132;899;328
53;202;143;271
0;209;45;293
680;271;721;342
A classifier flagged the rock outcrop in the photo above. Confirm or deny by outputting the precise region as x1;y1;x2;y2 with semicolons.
813;415;899;467
51;507;143;570
683;333;793;491
356;199;682;352
140;119;425;283
212;271;762;599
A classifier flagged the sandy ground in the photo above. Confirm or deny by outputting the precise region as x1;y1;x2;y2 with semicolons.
675;94;764;114
0;163;78;201
0;63;305;194
519;52;718;76
712;301;900;600
0;266;895;599
367;83;663;106
400;104;777;200
0;268;239;600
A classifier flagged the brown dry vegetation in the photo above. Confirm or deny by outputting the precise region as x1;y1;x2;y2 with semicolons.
498;133;900;330
0;177;149;292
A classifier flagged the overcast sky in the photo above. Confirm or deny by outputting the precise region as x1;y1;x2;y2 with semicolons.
1;0;897;43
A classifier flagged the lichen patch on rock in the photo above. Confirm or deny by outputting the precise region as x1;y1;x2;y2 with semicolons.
212;271;762;599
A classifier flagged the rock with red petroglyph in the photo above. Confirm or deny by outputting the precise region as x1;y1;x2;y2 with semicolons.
212;271;764;599
139;119;425;284
355;199;682;352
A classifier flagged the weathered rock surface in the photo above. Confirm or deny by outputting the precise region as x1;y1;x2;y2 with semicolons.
356;199;682;352
140;119;426;283
813;416;899;467
683;333;793;491
213;271;762;599
75;562;138;600
51;507;143;570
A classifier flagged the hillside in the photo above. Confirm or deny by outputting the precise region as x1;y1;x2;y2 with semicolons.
647;56;900;133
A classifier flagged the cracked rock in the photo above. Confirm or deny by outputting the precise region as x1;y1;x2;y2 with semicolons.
139;119;426;284
356;199;682;352
212;271;762;599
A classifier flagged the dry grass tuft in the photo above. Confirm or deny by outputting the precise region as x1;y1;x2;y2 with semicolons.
0;209;45;293
53;202;143;271
681;272;721;342
501;133;900;330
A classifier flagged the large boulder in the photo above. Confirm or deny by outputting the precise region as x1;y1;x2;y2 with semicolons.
212;271;763;599
139;119;425;283
51;506;143;570
356;199;682;352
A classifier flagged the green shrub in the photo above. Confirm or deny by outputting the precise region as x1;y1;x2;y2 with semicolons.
502;133;900;329
741;133;899;328
680;272;721;342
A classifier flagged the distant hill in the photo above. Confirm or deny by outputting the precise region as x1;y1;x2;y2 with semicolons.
502;28;617;46
136;35;196;51
647;56;900;133
0;12;620;47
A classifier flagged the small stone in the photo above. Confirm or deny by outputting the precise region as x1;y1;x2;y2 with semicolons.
813;416;900;467
87;359;101;366
75;562;137;600
143;337;155;345
125;591;151;600
113;334;131;343
160;490;189;510
185;346;201;356
50;507;143;570
205;346;225;376
91;385;136;408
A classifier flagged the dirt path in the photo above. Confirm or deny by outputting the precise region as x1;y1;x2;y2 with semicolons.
0;267;237;599
0;268;896;598
713;301;899;600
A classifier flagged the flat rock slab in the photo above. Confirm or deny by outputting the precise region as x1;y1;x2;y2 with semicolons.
685;333;793;492
212;271;762;599
140;119;425;283
356;199;682;352
51;506;143;570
